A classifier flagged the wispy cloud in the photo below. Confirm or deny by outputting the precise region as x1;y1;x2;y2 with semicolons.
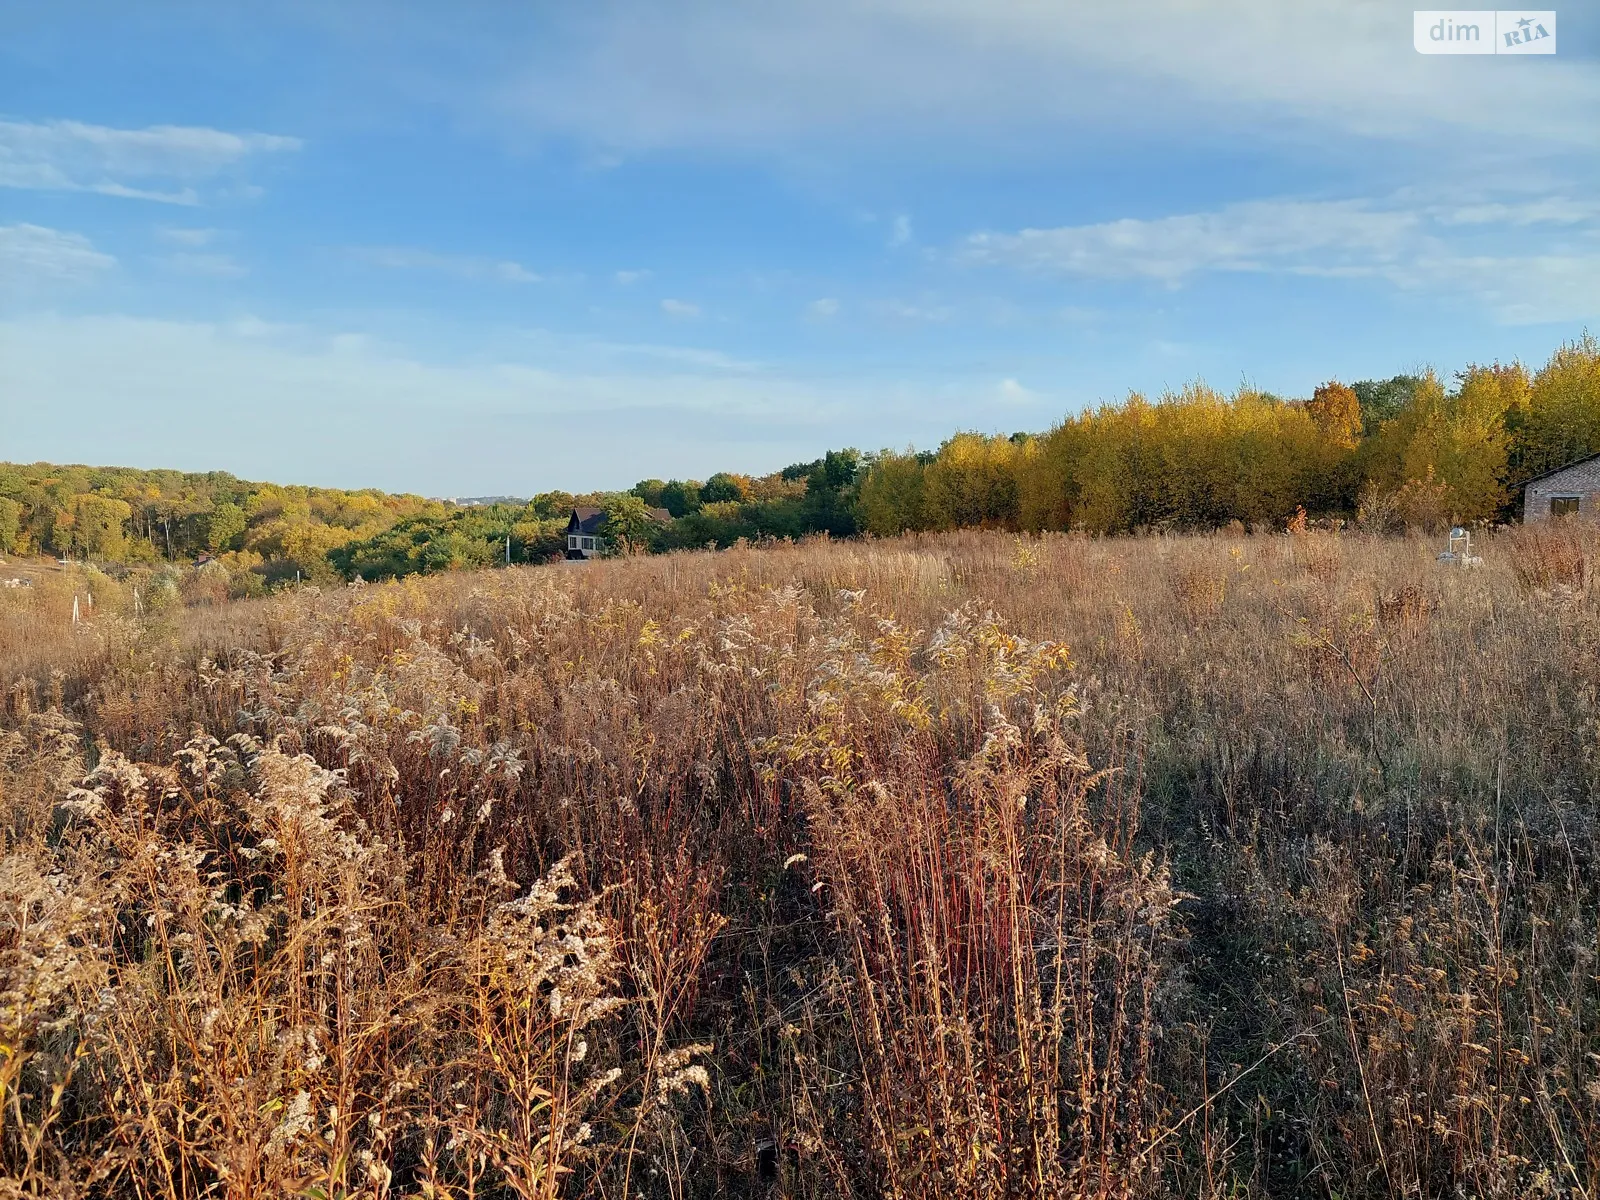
660;297;701;318
158;227;219;246
889;214;913;247
806;297;840;319
0;223;115;285
877;298;953;323
961;200;1420;283
0;119;301;204
1429;197;1600;228
349;246;542;283
501;2;1600;157
960;192;1600;324
614;268;652;284
157;251;247;278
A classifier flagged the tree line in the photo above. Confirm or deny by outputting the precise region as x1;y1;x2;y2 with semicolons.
858;335;1600;537
3;335;1597;588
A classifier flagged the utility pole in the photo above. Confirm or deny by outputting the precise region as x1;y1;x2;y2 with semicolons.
506;534;511;566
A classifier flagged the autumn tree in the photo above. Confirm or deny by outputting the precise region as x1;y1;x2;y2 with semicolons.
1512;335;1600;480
63;494;132;560
858;451;928;535
1308;382;1363;449
1352;375;1423;436
530;491;577;520
1361;368;1522;526
922;434;1025;530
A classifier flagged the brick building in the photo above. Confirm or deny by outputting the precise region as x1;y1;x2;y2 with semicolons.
1523;452;1600;522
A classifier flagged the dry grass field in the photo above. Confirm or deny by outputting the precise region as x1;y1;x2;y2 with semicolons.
3;527;1599;1199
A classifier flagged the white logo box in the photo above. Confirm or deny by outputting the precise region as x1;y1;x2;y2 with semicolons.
1414;10;1556;53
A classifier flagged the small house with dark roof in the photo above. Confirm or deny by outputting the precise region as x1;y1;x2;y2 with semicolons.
564;505;674;559
565;507;606;559
1523;452;1600;522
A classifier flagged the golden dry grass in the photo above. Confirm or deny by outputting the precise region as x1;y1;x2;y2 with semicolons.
2;528;1598;1198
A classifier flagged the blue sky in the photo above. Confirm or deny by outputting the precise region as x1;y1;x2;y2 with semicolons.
1;2;1597;495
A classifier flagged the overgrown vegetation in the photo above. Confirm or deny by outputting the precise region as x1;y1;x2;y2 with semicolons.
4;525;1598;1197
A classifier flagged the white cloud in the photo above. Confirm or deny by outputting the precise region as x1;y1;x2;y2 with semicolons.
877;298;952;323
660;297;701;318
962;200;1420;283
0;223;115;285
889;214;913;247
996;377;1039;406
158;227;219;246
1430;197;1600;228
499;2;1600;156
349;246;542;283
806;297;840;319
157;251;247;278
959;192;1600;324
614;268;652;284
1398;254;1600;326
576;338;759;372
0;119;301;204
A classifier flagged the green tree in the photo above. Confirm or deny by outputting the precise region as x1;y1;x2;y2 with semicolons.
701;472;749;503
601;494;657;553
659;480;701;518
1352;375;1423;436
530;491;577;520
809;449;862;493
204;502;247;552
630;479;668;507
511;519;567;562
0;496;20;554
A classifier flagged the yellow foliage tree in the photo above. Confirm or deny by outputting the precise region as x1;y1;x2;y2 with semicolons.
922;435;1027;530
1308;382;1362;450
1515;335;1600;479
1365;368;1521;525
858;452;928;535
62;495;132;560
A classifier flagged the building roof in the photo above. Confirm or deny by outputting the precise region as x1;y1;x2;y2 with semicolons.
1520;450;1600;488
566;504;675;537
567;506;605;535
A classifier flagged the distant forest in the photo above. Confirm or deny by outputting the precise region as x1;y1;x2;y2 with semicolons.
3;334;1596;590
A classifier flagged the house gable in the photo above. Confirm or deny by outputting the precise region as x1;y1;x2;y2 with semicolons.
565;507;606;558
